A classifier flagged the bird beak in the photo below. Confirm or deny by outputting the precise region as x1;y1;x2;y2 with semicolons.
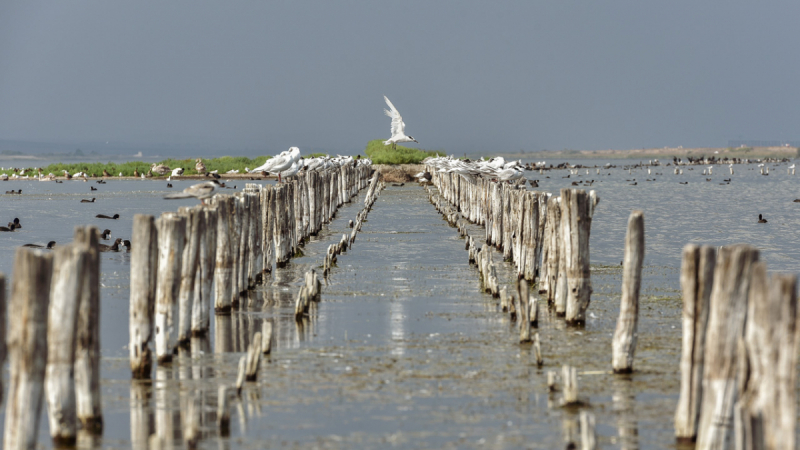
413;139;419;143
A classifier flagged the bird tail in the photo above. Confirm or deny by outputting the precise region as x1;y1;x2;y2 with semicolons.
163;193;193;200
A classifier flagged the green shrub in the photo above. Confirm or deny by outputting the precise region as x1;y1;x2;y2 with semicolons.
364;140;445;164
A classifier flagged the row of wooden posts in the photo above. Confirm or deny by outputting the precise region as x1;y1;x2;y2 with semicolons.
131;163;373;379
428;168;599;325
2;227;103;449
432;170;799;449
675;244;799;449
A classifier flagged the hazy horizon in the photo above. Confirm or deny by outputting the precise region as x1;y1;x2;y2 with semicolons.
2;2;799;157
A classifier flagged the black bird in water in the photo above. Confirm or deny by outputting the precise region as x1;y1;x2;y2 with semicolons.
99;238;122;252
0;223;16;232
91;186;97;191
22;241;56;249
81;198;96;203
101;229;112;240
10;218;21;229
123;240;131;252
167;183;173;188
96;213;120;220
758;214;768;224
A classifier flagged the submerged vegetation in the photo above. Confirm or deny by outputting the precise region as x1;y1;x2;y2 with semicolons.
364;140;445;164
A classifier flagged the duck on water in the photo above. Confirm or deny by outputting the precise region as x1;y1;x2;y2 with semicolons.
22;241;56;249
96;213;120;220
758;214;768;223
99;238;123;252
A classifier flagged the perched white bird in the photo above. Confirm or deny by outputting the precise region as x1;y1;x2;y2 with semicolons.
249;147;301;183
383;96;418;149
163;180;221;205
171;168;184;176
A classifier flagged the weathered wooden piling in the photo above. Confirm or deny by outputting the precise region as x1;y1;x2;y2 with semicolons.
177;207;199;344
674;244;716;443
45;244;85;444
191;205;217;335
533;333;543;366
73;226;103;432
155;213;186;364
612;211;644;373
235;355;247;396
695;245;758;449
561;365;580;406
213;196;234;313
561;189;596;325
130;215;158;379
518;280;531;343
261;319;274;355
736;263;798;450
245;332;262;382
4;248;53;450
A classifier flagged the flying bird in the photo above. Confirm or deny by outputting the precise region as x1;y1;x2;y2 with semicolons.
163;180;221;205
383;96;417;149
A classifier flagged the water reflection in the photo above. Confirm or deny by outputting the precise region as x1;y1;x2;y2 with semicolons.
613;376;639;450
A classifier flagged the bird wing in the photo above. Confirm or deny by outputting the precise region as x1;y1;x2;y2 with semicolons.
384;96;406;138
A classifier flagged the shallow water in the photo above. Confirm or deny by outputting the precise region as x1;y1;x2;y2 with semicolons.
0;160;798;448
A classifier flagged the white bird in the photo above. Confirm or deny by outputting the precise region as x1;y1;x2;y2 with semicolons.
171;168;184;176
278;160;302;180
163;180;221;205
249;147;301;183
383;96;418;149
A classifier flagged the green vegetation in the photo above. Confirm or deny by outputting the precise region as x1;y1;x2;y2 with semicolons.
364;140;445;164
0;153;330;177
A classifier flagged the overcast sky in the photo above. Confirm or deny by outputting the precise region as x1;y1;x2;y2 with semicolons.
1;1;798;156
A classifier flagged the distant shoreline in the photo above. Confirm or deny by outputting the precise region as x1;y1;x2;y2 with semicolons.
497;146;798;160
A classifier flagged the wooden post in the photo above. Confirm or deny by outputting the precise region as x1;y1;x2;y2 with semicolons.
237;195;250;295
612;211;644;373
46;244;85;445
533;333;543;366
177;207;199;345
518;279;531;343
674;245;716;443
245;332;262;382
562;189;595;325
213;196;233;313
737;263;798;449
73;226;103;432
155;213;185;364
130;215;157;379
262;319;273;354
201;205;218;322
235;356;247;396
696;245;759;449
561;365;579;406
4;248;53;450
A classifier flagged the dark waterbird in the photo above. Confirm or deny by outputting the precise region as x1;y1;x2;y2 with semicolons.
99;238;123;252
81;198;96;203
96;213;120;220
101;229;112;240
22;241;56;249
0;223;16;232
91;186;97;191
758;214;768;224
123;239;131;252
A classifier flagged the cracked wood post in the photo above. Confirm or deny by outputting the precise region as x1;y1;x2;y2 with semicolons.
262;186;275;272
518;279;531;343
4;248;53;450
695;244;759;449
736;263;798;450
612;211;644;373
674;245;716;443
130;214;157;379
214;195;233;313
45;244;85;445
155;213;185;364
196;205;218;334
73;226;103;432
562;188;596;325
237;194;250;295
177;206;199;344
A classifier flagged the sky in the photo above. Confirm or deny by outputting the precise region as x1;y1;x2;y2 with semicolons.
1;1;799;156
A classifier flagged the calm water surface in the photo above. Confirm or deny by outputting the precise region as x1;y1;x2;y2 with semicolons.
0;160;797;448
